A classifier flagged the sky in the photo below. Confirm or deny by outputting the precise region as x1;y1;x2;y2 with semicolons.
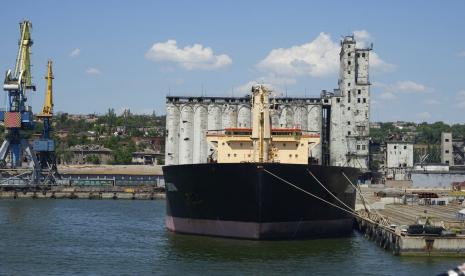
0;0;464;123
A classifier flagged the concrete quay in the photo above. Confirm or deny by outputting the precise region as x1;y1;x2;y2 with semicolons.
356;210;465;256
0;189;165;200
355;186;465;256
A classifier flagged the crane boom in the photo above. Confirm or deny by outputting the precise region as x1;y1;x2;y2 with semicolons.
13;20;35;91
40;60;54;116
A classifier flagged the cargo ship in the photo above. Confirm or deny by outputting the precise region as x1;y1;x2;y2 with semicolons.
163;85;359;239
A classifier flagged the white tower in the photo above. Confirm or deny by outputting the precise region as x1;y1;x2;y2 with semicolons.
329;35;371;170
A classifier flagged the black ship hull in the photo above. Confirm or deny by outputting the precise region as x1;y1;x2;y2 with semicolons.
163;163;359;240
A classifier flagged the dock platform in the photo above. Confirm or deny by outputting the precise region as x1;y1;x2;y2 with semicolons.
356;187;465;256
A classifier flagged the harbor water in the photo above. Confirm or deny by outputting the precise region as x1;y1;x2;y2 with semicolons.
0;199;462;275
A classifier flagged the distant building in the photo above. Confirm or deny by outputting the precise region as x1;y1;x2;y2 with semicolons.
413;163;449;172
66;144;113;164
132;150;164;165
370;122;381;129
441;132;465;166
385;141;413;181
441;132;454;165
386;142;413;168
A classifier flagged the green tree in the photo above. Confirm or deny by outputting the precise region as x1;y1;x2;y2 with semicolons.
85;154;101;164
112;147;133;164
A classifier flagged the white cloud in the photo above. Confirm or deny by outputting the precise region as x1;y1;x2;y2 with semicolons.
235;81;259;95
455;90;465;108
353;30;371;48
373;80;432;102
256;30;395;78
379;92;396;100
423;99;440;105
145;40;232;70
85;68;101;75
374;80;431;94
257;32;340;77
234;75;297;96
370;52;397;72
393;81;428;92
353;30;396;72
416;111;431;120
69;48;81;58
455;101;465;108
457;51;465;58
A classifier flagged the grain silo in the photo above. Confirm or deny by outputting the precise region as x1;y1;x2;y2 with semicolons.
178;104;194;164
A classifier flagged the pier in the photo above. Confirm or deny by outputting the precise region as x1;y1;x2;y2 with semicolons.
355;187;465;256
0;187;165;200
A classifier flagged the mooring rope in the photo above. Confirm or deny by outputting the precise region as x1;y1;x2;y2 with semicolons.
341;171;369;212
263;168;392;231
341;171;391;227
306;169;354;214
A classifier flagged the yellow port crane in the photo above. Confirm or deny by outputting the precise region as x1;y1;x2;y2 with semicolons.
33;59;58;180
39;60;53;117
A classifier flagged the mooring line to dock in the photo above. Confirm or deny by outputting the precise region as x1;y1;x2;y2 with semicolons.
341;171;390;227
341;172;369;212
306;169;354;213
263;168;392;231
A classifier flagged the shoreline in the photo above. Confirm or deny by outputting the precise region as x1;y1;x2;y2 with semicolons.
0;190;166;200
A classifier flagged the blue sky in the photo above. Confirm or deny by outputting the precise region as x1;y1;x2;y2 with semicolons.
0;0;464;123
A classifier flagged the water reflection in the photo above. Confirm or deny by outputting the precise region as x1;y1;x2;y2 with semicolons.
166;230;358;262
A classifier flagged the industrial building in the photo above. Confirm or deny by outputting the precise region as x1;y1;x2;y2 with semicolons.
386;142;414;168
441;132;465;166
165;35;371;170
384;141;414;181
441;132;454;165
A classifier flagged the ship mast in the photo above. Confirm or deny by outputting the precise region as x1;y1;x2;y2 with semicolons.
251;85;271;163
